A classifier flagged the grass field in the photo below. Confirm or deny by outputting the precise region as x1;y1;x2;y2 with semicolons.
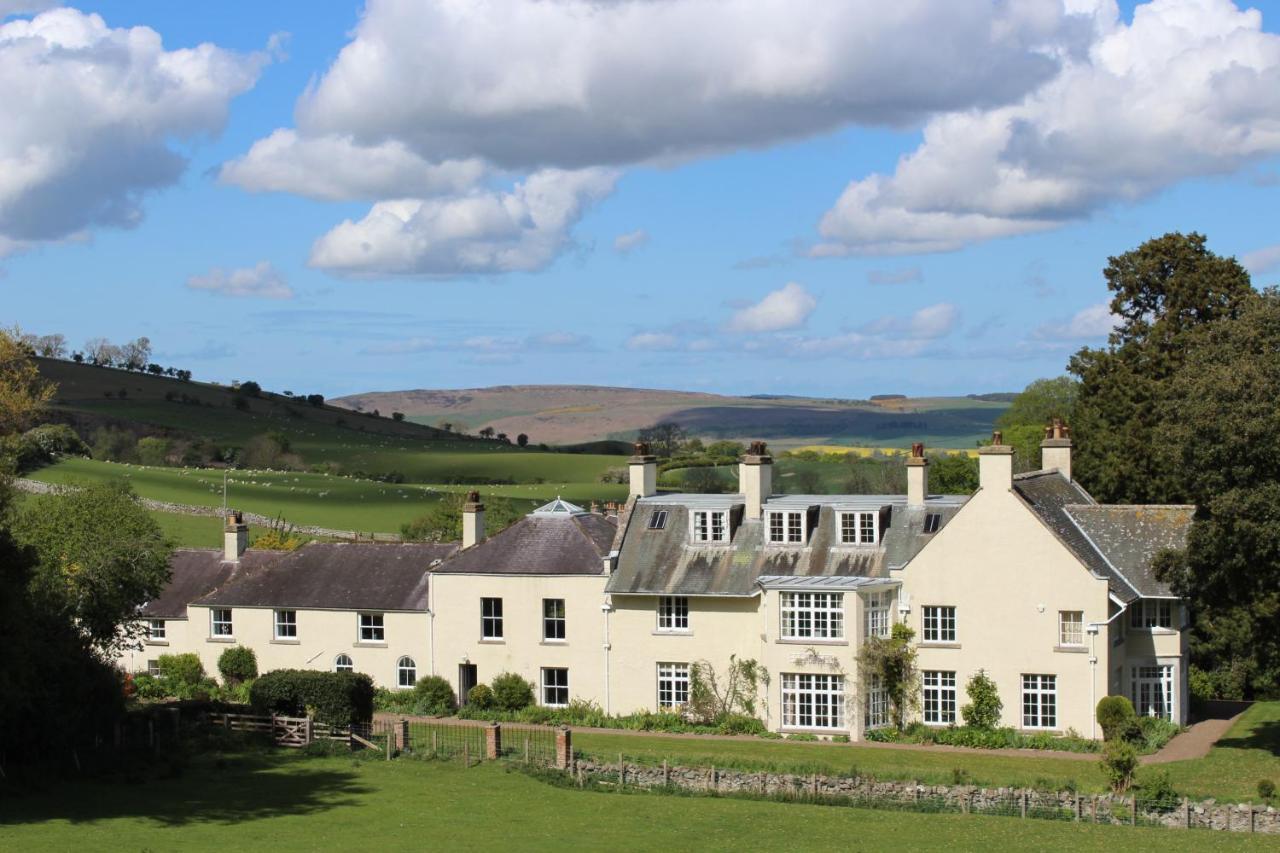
0;753;1268;851
28;457;628;533
1154;702;1280;802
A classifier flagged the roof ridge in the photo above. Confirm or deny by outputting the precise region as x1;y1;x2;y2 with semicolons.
1070;503;1196;510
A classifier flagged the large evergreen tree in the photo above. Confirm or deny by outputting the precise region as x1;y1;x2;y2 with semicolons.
1069;233;1254;503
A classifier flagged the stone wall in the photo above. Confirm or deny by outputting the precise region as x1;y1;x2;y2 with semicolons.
569;758;1280;834
14;478;401;541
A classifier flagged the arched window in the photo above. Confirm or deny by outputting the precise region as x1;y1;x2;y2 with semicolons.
397;656;417;688
334;654;354;673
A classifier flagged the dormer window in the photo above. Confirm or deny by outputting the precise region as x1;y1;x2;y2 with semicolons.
767;510;805;544
840;511;879;545
691;510;728;543
648;511;668;530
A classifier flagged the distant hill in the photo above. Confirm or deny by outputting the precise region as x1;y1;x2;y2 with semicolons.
333;385;1011;449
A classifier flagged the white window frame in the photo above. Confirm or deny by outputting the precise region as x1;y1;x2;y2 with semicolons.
839;511;878;545
922;605;956;643
146;659;161;677
211;608;233;637
543;598;566;641
1131;664;1175;721
864;673;889;730
482;597;504;639
922;670;956;725
780;592;844;641
541;667;569;707
657;596;689;632
767;510;805;544
691;510;729;543
147;619;166;640
864;591;892;639
657;662;690;709
1022;674;1057;729
358;612;385;642
397;656;416;689
781;672;845;730
334;654;354;673
274;609;297;640
1058;611;1084;647
1129;600;1174;630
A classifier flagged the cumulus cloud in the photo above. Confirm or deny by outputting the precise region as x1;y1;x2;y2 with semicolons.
0;8;264;252
1033;302;1116;340
527;331;592;350
1243;244;1280;276
816;0;1280;256
0;2;58;18
219;129;485;201
727;282;817;333
363;330;592;355
187;261;293;299
292;0;1071;171
308;168;618;276
867;266;923;285
613;229;649;254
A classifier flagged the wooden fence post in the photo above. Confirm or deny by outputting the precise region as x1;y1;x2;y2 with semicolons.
1074;794;1080;822
386;727;393;761
662;760;669;787
401;720;410;753
619;753;625;787
432;731;438;758
1183;797;1190;829
1131;796;1137;826
463;740;469;767
524;735;530;764
1091;796;1097;823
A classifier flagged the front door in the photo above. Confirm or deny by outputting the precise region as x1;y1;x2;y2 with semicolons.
459;663;478;705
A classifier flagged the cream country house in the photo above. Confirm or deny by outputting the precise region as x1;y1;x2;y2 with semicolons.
123;423;1191;740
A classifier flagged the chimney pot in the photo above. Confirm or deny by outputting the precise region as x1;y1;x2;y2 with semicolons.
223;511;249;562
1040;418;1074;481
740;441;773;520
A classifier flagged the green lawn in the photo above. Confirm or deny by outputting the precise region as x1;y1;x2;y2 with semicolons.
1159;702;1280;802
29;457;627;533
150;510;267;548
0;753;1266;851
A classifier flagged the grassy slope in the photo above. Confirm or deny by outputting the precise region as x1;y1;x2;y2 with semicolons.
0;756;1265;852
29;457;627;532
39;358;622;484
1156;702;1280;802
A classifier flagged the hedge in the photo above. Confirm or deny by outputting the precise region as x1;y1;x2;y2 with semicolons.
249;669;374;726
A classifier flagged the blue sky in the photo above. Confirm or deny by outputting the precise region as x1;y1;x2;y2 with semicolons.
2;0;1279;399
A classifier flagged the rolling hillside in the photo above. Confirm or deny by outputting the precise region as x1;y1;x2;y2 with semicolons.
333;385;1010;449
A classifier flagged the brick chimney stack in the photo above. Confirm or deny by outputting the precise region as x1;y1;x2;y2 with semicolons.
224;511;248;562
1040;418;1073;481
906;442;928;508
739;440;773;520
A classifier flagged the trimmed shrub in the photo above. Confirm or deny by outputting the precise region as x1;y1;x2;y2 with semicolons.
1141;770;1181;808
1096;695;1137;741
467;684;495;710
490;672;535;711
714;713;767;736
412;675;457;715
1135;716;1180;752
1101;739;1139;792
250;669;375;726
961;669;1002;730
158;653;206;686
217;646;258;685
1259;779;1276;802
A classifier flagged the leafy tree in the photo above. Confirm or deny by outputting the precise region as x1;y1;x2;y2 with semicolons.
137;436;170;466
478;426;496;439
14;479;171;656
1151;290;1280;695
516;433;529;447
683;465;731;493
238;380;262;397
391;411;405;422
0;328;55;437
400;492;521;542
34;333;67;358
928;453;978;494
305;393;324;407
1069;232;1254;503
960;669;1002;729
994;376;1079;472
218;646;258;685
90;426;139;462
1100;739;1139;792
637;421;687;458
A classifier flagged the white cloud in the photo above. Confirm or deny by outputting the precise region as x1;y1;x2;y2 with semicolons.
219;129;485;201
613;229;649;254
625;332;681;352
292;0;1073;171
0;2;57;18
816;0;1280;256
1033;302;1116;340
362;337;438;355
727;282;817;333
527;331;592;350
1243;244;1280;276
0;9;264;250
186;261;293;299
308;168;618;276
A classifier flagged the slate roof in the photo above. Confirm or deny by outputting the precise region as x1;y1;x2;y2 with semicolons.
433;509;617;575
1012;470;1192;602
194;542;457;612
142;549;283;619
1063;504;1193;598
606;495;965;596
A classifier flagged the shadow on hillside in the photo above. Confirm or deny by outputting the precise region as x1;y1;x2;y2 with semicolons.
0;751;372;828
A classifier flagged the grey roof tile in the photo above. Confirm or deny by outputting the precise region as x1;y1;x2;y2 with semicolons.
1063;504;1193;598
143;549;284;619
433;511;616;575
